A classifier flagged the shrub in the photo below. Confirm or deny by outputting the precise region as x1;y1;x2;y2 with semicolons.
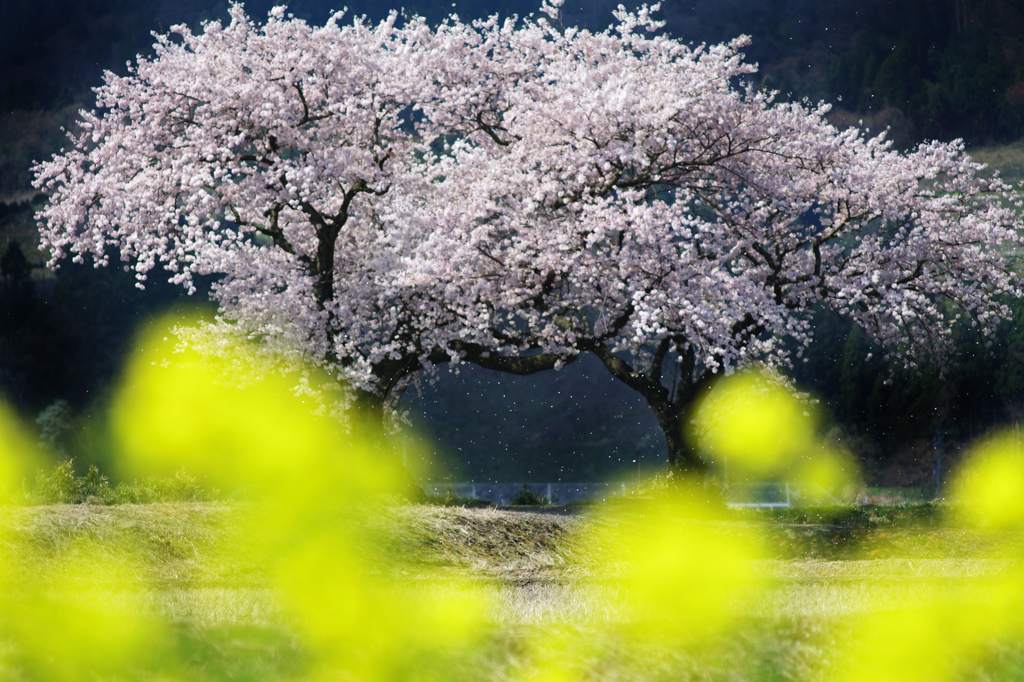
28;459;84;503
108;470;217;504
510;485;546;506
23;460;217;505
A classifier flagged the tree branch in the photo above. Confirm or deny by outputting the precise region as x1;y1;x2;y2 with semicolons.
452;340;578;375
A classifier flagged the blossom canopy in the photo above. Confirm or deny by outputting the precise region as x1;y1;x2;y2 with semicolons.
33;1;1024;465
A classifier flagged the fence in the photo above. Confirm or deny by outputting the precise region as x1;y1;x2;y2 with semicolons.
424;481;845;507
724;481;843;507
423;482;638;505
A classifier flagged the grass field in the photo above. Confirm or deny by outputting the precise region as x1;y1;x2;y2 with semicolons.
2;500;1024;682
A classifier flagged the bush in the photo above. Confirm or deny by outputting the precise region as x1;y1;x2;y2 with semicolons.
28;459;83;503
509;484;546;506
108;470;217;504
23;460;218;505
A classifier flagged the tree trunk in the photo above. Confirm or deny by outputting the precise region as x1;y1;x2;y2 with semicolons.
586;340;713;473
649;400;706;473
350;385;388;425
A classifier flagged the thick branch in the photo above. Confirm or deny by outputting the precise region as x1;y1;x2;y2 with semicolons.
452;340;578;375
257;205;298;255
585;341;668;403
648;337;673;383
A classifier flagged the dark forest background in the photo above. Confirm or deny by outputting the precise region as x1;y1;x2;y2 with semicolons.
3;0;1024;486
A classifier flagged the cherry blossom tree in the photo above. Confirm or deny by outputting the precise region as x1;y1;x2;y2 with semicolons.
34;1;1024;470
31;4;568;420
412;5;1024;469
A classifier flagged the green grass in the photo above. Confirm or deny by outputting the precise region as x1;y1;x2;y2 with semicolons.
3;502;1024;681
967;141;1024;187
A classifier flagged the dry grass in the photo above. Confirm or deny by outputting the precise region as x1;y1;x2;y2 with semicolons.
384;505;585;577
0;503;251;585
2;502;1018;621
4;502;1024;681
